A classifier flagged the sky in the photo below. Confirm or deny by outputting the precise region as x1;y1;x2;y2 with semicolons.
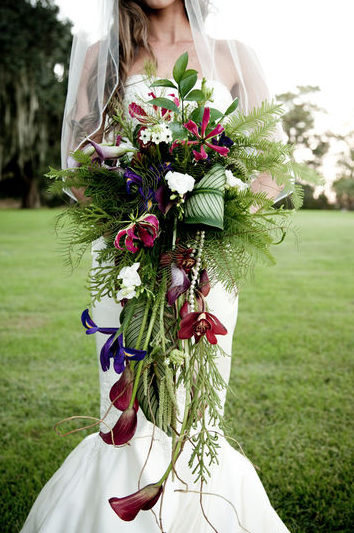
55;0;354;186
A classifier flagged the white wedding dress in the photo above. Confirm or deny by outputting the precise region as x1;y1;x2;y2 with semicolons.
21;76;290;533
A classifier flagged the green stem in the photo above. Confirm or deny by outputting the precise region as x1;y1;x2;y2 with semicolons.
157;339;192;485
172;216;178;249
129;296;161;409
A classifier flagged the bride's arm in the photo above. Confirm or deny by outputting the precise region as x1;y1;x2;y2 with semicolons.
228;40;289;204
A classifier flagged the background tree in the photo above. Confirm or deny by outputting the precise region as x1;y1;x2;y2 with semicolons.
0;0;72;208
276;85;333;170
332;131;354;210
276;85;338;209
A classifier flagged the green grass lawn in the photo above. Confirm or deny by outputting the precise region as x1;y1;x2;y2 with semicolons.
1;209;353;532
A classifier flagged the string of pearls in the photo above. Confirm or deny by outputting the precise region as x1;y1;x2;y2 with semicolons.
189;230;205;311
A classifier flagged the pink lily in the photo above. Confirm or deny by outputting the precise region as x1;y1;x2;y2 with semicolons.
128;102;153;124
114;214;159;253
181;107;230;160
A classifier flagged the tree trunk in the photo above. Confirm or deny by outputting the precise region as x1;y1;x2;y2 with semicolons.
21;161;41;208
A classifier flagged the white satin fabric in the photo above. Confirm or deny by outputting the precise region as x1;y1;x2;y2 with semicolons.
21;79;290;533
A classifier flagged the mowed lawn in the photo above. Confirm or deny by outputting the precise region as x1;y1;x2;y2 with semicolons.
0;208;353;532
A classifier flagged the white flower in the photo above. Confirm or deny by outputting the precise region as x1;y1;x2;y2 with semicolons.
147;124;173;145
165;171;195;196
151;130;162;144
225;170;249;191
117;262;141;300
117;286;137;301
139;129;151;144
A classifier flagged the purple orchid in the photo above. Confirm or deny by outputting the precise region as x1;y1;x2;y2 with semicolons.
81;309;146;374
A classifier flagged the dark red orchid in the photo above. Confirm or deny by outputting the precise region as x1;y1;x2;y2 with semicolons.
109;366;139;412
109;483;163;521
178;310;227;344
100;407;137;446
114;214;159;253
160;247;196;273
160;248;196;305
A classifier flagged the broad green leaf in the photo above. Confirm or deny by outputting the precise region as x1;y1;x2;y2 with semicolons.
184;164;226;230
150;79;177;89
179;73;198;98
168;121;187;140
181;69;198;80
224;97;239;116
190;106;224;124
147;97;179;114
173;52;188;83
184;89;205;102
136;357;172;436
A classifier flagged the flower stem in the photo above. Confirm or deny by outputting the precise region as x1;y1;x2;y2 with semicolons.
157;339;192;485
129;296;160;409
172;216;178;249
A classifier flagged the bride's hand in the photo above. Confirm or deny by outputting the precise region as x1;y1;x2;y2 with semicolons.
250;172;284;213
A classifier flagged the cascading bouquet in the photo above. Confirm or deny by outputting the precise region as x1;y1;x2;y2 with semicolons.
48;53;318;522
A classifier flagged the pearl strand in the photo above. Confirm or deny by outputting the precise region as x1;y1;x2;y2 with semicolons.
189;230;205;311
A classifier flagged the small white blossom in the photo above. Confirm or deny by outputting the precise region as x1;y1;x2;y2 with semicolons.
139;129;151;144
151;130;162;144
146;124;173;145
225;170;249;191
165;171;195;197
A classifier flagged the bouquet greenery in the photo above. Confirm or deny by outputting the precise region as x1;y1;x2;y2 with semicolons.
48;53;318;522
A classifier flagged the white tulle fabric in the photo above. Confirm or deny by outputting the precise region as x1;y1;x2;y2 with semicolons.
21;78;290;533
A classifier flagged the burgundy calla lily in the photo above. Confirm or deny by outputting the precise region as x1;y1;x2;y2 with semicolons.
100;407;137;445
114;214;159;253
110;366;139;412
198;269;210;296
178;311;227;344
166;263;191;305
109;483;163;521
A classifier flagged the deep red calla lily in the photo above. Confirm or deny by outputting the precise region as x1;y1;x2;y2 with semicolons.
109;483;163;521
178;311;227;344
109;366;139;412
100;407;137;445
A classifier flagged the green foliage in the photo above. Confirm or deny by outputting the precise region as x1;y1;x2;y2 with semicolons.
332;176;354;210
184;164;226;229
276;85;334;170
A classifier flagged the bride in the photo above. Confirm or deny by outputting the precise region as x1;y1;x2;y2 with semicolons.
21;1;290;531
